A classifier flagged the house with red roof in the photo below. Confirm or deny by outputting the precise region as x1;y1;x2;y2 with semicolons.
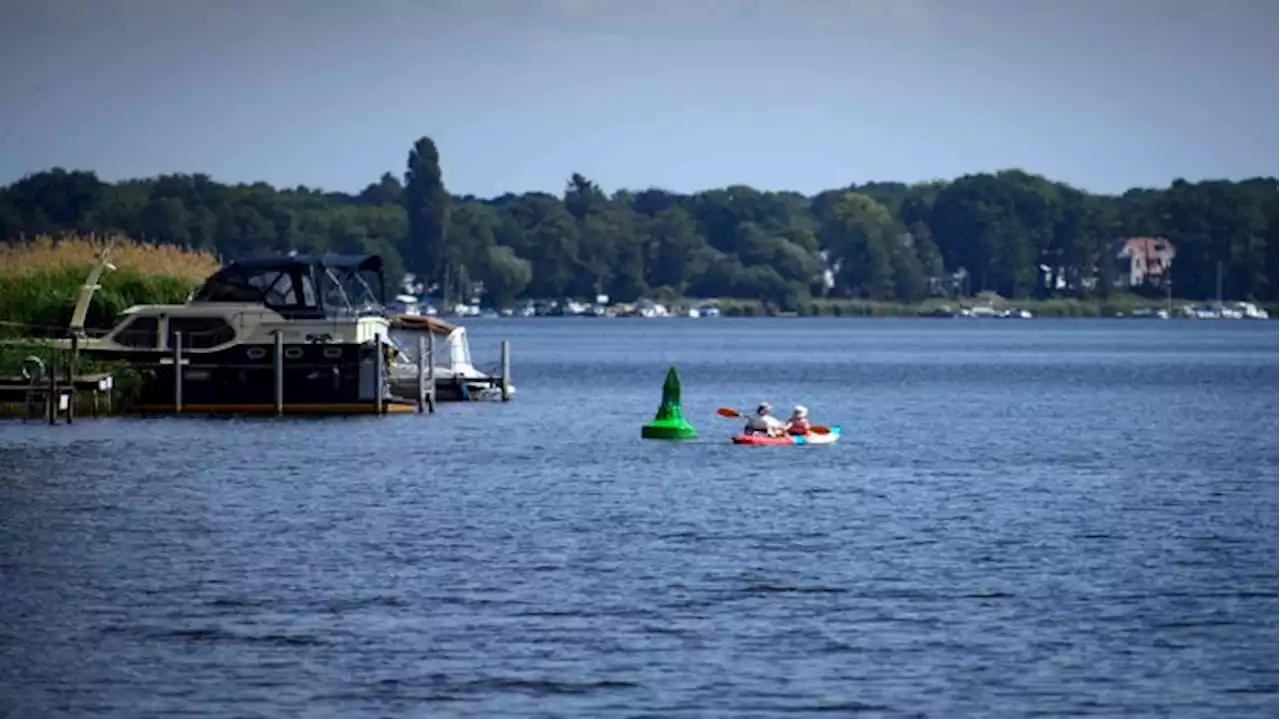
1114;236;1176;287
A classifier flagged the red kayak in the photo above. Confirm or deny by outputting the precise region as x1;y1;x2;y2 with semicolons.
731;425;841;445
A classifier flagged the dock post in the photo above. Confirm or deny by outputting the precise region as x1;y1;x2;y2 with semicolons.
426;330;436;413
46;349;58;425
500;340;511;402
67;335;79;424
416;335;427;413
274;330;284;417
373;336;385;416
173;331;184;414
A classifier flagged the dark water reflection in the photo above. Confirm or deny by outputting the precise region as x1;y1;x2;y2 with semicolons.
1;319;1276;717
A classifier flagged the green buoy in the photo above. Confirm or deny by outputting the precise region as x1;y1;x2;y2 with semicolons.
641;366;696;440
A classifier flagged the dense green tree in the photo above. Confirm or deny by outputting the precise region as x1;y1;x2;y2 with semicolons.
644;206;705;294
1259;189;1280;298
359;172;404;205
819;192;895;299
483;245;532;306
563;173;617;297
403;136;450;287
1;140;1275;308
889;232;928;303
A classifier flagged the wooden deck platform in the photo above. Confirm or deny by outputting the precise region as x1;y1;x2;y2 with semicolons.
0;373;114;397
0;373;117;421
135;400;418;416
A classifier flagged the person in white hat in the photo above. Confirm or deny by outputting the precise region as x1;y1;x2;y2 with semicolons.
784;405;812;435
744;401;785;436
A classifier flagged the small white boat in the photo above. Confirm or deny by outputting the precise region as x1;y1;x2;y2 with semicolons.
385;314;514;401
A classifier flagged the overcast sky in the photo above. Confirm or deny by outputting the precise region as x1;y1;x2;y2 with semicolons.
1;0;1275;196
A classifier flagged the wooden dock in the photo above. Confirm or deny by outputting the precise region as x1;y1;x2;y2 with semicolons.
133;401;419;416
0;372;116;423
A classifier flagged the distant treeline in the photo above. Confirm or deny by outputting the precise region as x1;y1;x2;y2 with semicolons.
1;136;1275;309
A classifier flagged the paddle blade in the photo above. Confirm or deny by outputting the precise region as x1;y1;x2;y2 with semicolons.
808;425;831;435
716;407;743;418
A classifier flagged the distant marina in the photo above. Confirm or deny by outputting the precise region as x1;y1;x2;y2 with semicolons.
919;300;1270;321
392;293;1272;322
390;294;723;320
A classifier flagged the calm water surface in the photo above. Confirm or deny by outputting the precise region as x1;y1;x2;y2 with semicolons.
1;319;1276;718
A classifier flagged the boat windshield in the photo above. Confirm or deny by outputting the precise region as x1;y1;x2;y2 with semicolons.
321;266;385;317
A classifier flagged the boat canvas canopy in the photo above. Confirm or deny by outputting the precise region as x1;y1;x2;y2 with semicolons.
387;316;475;372
232;253;384;274
387;314;458;337
190;253;386;319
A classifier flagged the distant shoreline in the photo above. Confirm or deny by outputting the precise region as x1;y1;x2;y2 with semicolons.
467;297;1277;320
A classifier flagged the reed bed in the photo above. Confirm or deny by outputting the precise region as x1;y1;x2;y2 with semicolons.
0;235;222;338
0;235;221;282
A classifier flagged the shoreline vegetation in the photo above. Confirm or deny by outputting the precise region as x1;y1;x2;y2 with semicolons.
0;136;1275;321
0;236;217;338
0;237;1271;342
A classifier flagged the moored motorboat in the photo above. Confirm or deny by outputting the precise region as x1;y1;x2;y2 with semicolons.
29;252;412;414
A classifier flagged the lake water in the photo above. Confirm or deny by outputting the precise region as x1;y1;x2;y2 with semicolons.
1;318;1276;718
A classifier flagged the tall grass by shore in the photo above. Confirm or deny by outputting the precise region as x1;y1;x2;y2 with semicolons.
0;235;221;282
0;235;222;337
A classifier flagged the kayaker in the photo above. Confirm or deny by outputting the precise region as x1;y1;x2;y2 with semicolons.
744;402;786;437
785;405;812;435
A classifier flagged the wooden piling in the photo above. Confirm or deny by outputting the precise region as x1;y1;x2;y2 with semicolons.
67;336;78;424
416;335;427;413
426;330;436;413
500;340;511;402
373;335;385;416
172;331;184;414
46;354;56;425
273;330;284;417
